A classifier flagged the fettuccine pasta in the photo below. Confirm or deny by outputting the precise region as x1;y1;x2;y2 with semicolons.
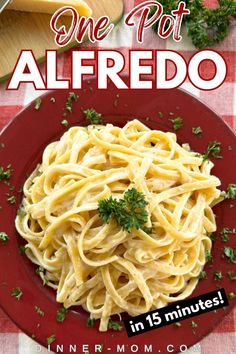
15;119;221;331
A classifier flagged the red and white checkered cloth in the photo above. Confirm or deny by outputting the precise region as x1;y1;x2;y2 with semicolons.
0;1;235;353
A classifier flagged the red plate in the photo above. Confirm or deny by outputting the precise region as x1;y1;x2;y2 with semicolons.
0;78;236;354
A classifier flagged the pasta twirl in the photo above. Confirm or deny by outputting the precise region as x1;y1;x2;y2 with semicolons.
15;119;221;331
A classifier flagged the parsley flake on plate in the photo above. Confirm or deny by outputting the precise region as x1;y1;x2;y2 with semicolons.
11;287;23;300
84;108;103;125
56;307;68;322
47;335;56;346
224;247;236;263
108;319;122;331
35;98;42;110
0;166;11;181
170;117;183;130
0;232;9;242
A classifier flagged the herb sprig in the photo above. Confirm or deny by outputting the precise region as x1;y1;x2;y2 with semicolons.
98;188;149;232
84;108;103;125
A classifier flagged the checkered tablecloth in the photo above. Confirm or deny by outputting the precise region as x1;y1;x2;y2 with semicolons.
0;1;235;353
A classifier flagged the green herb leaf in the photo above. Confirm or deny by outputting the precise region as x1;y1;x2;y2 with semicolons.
224;247;236;263
56;307;68;322
170;117;183;130
158;112;164;118
61;119;69;127
87;317;95;328
36;266;49;285
108;319;122;331
192;127;203;136
203;141;222;161
98;188;149;232
220;227;236;242
66;92;78;113
229;292;235;299
0;232;9;242
84;108;103;125
191;321;197;328
35;98;42;110
47;335;56;346
19;246;26;254
205;250;212;262
7;195;16;204
11;287;23;300
209;233;217;241
35;306;45;317
198;271;207;279
213;271;223;281
0;166;11;181
224;184;236;199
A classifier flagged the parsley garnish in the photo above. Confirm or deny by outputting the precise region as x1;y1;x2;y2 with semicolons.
191;321;197;328
227;271;236;280
35;98;42;110
229;292;235;299
205;250;212;262
11;287;23;300
224;247;236;263
61;119;69;127
35;306;45;317
84;108;103;124
213;271;223;281
66;92;78;113
192;127;203;136
170;117;183;130
224;184;236;199
7;195;16;204
108;319;122;331
149;1;236;49
220;227;236;242
203;141;222;161
98;188;149;232
198;271;207;279
87;317;95;328
158;112;164;118
0;166;11;181
47;335;55;346
210;233;217;241
19;246;26;254
36;266;49;285
56;307;68;322
0;232;9;242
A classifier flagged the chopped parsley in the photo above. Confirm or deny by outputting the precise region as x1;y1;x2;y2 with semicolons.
0;166;11;181
35;98;42;110
98;188;149;232
35;306;45;317
224;247;236;263
7;195;16;204
158;112;164;118
229;292;235;299
0;232;9;242
191;321;197;328
192;127;203;136
170;117;183;130
227;271;236;280
198;271;207;280
84;108;103;125
36;266;49;285
19;246;26;254
205;250;212;262
220;227;236;242
47;335;56;346
203;141;222;161
11;287;23;300
108;319;122;331
224;184;236;199
213;271;223;281
87;317;95;328
56;307;68;322
66;92;78;113
149;0;236;49
61;119;69;127
210;233;217;241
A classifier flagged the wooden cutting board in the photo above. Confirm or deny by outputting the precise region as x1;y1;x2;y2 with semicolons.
0;0;124;82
